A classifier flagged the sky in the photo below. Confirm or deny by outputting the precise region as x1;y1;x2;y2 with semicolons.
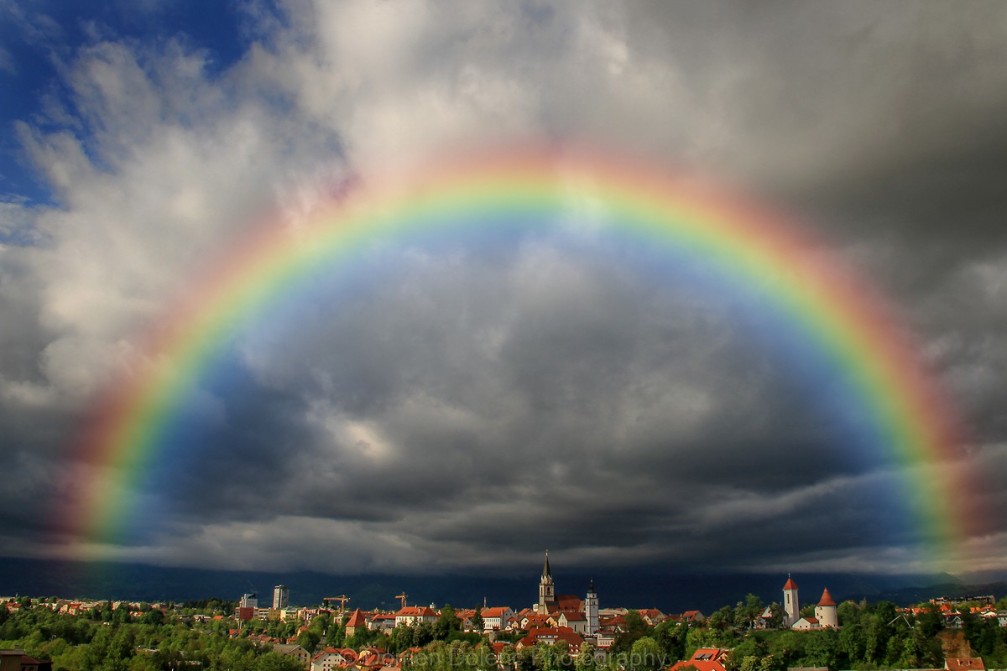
1;0;1006;581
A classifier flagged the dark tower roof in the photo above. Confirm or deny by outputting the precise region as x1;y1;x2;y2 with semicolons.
588;578;596;594
542;550;552;578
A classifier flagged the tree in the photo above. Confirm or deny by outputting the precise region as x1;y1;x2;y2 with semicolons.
733;595;764;631
140;609;165;626
255;651;305;671
613;611;651;653
651;620;688;662
763;604;784;630
629;637;663;671
434;605;461;640
296;629;320;654
575;642;597;671
472;608;484;633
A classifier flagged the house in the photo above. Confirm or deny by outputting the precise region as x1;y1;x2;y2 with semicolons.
516;626;584;654
556;611;588;635
312;647;359;671
520;613;552;630
0;650;53;671
945;657;985;671
368;613;397;634
791;616;820;631
272;644;311;669
394;606;438;628
638;608;666;626
998;611;1007;627
680;610;705;624
668;648;729;671
480;607;513;632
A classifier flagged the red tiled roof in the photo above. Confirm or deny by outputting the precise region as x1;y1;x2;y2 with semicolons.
783;577;798;590
482;607;510;618
669;648;729;671
346;609;368;627
518;626;584;650
817;588;836;607
946;658;986;671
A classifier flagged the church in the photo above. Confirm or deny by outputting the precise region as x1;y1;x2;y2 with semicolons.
781;576;839;630
531;551;599;636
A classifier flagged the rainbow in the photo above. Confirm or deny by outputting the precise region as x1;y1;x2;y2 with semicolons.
68;147;967;562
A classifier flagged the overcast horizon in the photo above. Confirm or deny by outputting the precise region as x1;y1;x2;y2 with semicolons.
1;1;1006;581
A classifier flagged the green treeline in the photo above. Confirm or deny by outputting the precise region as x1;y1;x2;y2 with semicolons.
605;598;1007;671
0;601;301;671
2;596;1007;671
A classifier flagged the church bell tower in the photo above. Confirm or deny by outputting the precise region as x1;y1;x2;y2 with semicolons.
537;550;556;613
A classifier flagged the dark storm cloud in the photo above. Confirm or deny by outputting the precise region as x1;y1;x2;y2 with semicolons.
0;0;1005;576
114;232;937;573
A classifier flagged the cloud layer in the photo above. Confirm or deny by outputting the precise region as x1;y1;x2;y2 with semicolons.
1;0;1006;578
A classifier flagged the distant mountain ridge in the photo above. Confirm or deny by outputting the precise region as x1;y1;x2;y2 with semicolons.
2;556;1002;613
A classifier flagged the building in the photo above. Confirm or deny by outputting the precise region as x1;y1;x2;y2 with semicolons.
782;577;799;627
536;551;557;614
240;593;258;609
394;606;438;628
0;650;52;671
668;648;729;671
516;626;584;654
814;589;838;628
272;644;310;669
480;607;513;632
945;657;986;671
584;581;599;636
345;609;368;637
556;611;588;635
273;585;290;610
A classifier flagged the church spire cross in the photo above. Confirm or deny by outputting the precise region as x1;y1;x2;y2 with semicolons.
542;550;552;578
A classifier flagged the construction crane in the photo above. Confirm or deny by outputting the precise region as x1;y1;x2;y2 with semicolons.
323;595;351;612
395;592;408;609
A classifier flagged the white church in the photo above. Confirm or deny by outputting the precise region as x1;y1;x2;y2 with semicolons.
780;576;839;630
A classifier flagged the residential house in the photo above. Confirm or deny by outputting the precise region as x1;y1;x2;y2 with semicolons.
272;644;310;669
480;607;513;632
394;606;438;628
516;626;584;654
668;648;729;671
668;644;725;668
555;611;588;635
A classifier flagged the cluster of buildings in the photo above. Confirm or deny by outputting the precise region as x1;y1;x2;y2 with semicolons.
760;576;839;631
4;556;1006;671
898;597;1007;630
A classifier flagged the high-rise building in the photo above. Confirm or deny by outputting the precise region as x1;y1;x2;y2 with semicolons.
240;593;258;609
273;585;289;610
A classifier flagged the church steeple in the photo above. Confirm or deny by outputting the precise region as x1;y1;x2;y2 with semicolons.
536;550;556;614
